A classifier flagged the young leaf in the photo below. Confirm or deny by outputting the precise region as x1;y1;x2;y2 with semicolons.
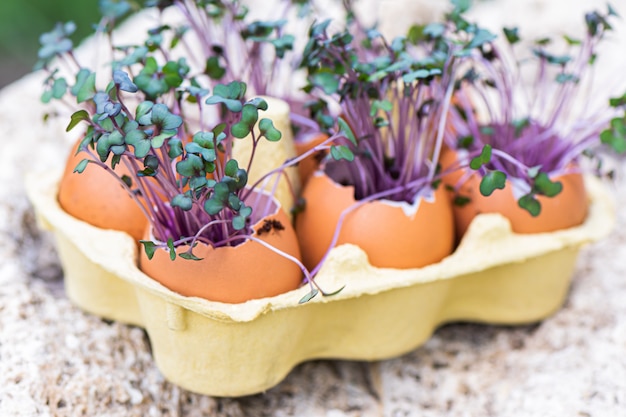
330;145;354;161
113;70;138;93
470;144;492;170
66;110;90;132
205;95;243;112
503;27;520;44
231;121;251;138
179;252;203;261
140;240;157;260
205;56;226;80
74;70;97;103
534;173;562;197
224;159;239;177
299;289;319;304
337;117;356;146
479;170;506;196
309;71;339;95
204;198;224;215
171;194;193;211
600;124;626;153
232;215;246;230
166;238;176;261
518;194;541;217
73;159;90;174
259;118;282;141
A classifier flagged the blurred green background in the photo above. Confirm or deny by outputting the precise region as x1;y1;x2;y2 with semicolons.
0;0;100;88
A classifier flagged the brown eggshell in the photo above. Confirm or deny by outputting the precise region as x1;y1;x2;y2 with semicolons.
58;139;148;242
294;132;329;187
441;150;588;237
295;173;455;270
139;207;303;303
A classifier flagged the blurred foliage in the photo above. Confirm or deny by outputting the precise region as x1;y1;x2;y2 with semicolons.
0;0;100;87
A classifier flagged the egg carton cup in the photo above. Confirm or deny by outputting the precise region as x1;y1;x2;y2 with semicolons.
26;171;615;397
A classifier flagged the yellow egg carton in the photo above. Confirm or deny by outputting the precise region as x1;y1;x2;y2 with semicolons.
26;171;614;397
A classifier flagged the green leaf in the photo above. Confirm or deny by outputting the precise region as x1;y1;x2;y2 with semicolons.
121;174;132;187
453;195;471;207
518;194;541;217
231;121;251;139
205;95;243;112
167;238;176;261
309;71;339;95
52;77;68;99
259;118;282;141
555;73;579;84
136;101;154;122
189;176;207;190
171;194;193;211
470;145;492;170
66;110;90;132
213;81;246;100
232;215;246;230
600;124;626;153
144;154;159;171
113;70;138;93
75;71;97;103
479;170;506;196
451;0;471;13
241;103;259;126
73;159;89;174
179;252;203;261
337;117;356;146
127;130;150;158
248;97;268;111
503;27;520;44
563;34;581;46
168;137;184;158
423;23;445;38
467;28;497;50
96;130;124;161
185;141;216;162
205;56;226;80
224;159;239;177
330;145;354;161
41;89;54;104
151;103;183;130
270;34;295;58
239;205;252;219
151;131;177;149
140;240;157;260
176;154;204;177
534;173;562;197
299;289;319;304
610;93;626;108
370;100;393;117
134;74;168;99
204;197;224;215
402;69;441;83
162;61;184;88
457;135;474;149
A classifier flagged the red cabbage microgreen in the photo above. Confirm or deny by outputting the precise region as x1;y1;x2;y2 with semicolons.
445;4;624;216
37;0;343;303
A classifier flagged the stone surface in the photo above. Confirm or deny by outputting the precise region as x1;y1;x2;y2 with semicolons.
2;1;626;416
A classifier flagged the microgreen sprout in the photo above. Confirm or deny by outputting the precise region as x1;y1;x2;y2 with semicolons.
37;0;345;302
299;1;494;205
445;4;623;216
